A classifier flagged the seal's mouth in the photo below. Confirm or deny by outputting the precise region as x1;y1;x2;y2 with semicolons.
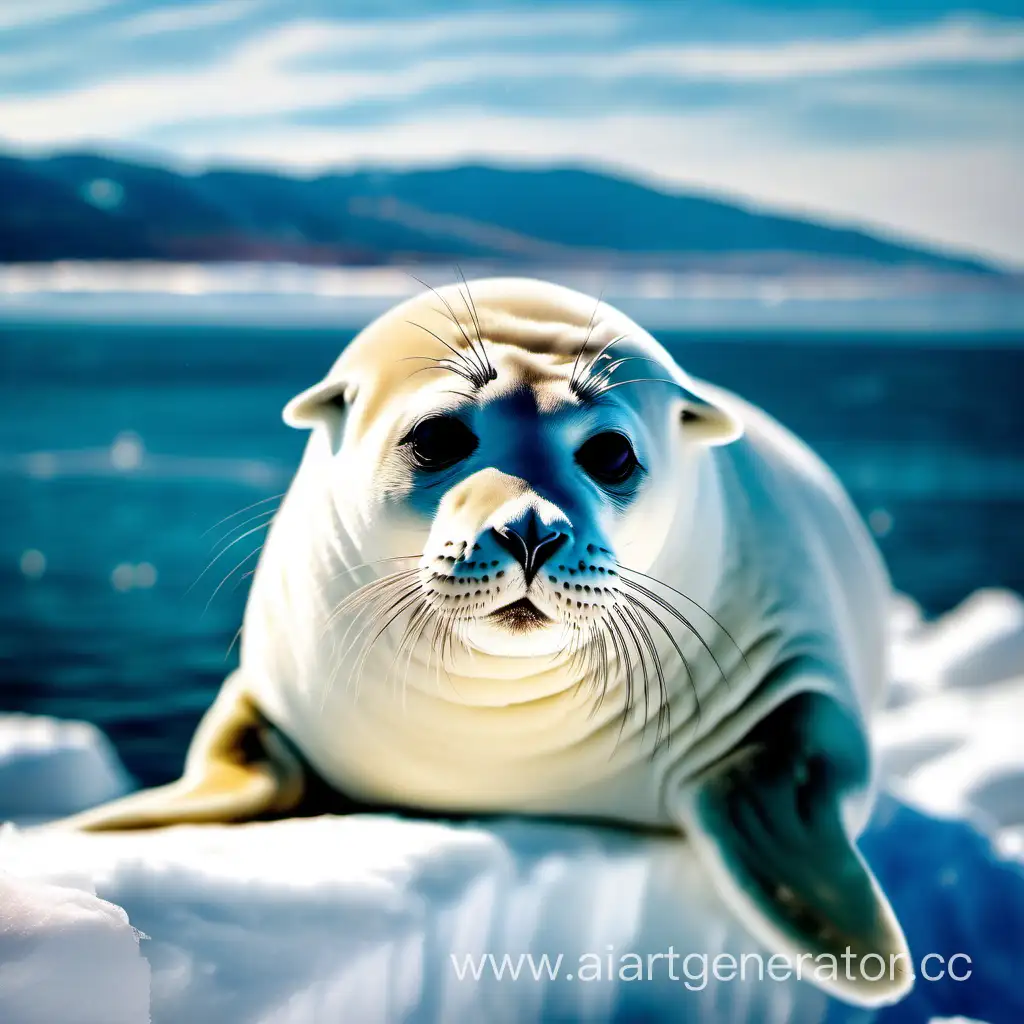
488;597;551;631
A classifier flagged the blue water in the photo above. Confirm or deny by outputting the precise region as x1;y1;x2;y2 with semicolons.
1;322;1023;786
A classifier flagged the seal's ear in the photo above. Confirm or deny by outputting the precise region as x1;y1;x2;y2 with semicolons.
282;378;353;429
672;691;911;1006
680;393;743;446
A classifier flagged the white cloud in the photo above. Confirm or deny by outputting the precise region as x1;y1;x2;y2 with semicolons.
0;9;629;139
115;0;262;38
0;0;115;31
597;16;1024;80
229;9;623;66
111;4;613;46
4;15;1023;145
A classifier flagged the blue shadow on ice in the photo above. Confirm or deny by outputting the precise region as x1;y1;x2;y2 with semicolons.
827;794;1024;1024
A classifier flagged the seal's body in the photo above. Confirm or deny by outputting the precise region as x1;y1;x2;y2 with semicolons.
63;279;909;1005
253;383;886;832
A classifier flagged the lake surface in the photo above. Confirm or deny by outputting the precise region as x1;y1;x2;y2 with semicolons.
2;321;1022;785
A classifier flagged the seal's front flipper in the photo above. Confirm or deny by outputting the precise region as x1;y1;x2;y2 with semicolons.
57;675;306;831
674;692;911;1006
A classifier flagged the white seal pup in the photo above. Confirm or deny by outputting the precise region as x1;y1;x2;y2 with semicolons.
62;278;910;1005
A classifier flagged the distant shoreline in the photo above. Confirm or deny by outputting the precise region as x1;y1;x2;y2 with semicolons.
1;261;1022;334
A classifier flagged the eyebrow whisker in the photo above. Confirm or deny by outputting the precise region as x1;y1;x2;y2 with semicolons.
455;266;486;352
404;319;492;390
570;332;635;403
409;274;495;385
569;290;604;389
453;267;497;383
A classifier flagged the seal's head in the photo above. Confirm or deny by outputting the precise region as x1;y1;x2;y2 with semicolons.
280;278;742;667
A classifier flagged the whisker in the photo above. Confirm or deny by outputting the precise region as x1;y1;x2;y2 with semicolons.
593;627;611;712
455;266;491;378
590;377;682;393
605;612;637;747
581;624;603;704
451;604;475;669
414;277;478;354
432;608;462;693
201;493;285;539
321;576;418;700
320;571;425;701
542;615;576;669
225;625;243;661
613;604;650;742
400;354;476;372
209;507;276;552
406;361;480;386
446;271;496;383
589;623;610;710
566;621;589;697
328;577;420;667
620;589;699;727
188;522;273;596
617;566;746;665
409;274;495;385
569;290;604;393
399;603;436;707
404;316;487;387
621;591;713;750
348;585;423;701
390;598;432;689
325;553;424;588
604;611;629;706
584;331;630;373
321;571;426;697
233;570;256;592
322;568;422;642
619;600;670;748
581;355;653;393
438;605;468;686
429;609;450;692
570;332;630;400
204;546;262;614
617;572;739;687
380;594;429;702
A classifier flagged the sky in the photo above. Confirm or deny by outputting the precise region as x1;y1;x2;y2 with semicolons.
1;0;1022;267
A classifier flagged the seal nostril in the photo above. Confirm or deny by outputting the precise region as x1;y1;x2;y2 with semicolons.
531;532;568;580
491;526;529;566
490;521;569;585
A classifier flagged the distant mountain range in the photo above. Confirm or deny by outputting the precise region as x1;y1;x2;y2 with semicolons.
0;151;998;275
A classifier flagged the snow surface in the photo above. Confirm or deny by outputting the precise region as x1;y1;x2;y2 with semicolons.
1;590;1023;1024
0;870;150;1024
0;714;132;821
880;590;1024;856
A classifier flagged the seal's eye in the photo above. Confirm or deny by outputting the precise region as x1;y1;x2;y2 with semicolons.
576;431;639;486
404;416;478;471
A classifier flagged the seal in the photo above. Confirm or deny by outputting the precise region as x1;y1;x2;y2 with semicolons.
62;277;910;1004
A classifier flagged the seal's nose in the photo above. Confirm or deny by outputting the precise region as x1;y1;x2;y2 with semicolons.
491;511;569;586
